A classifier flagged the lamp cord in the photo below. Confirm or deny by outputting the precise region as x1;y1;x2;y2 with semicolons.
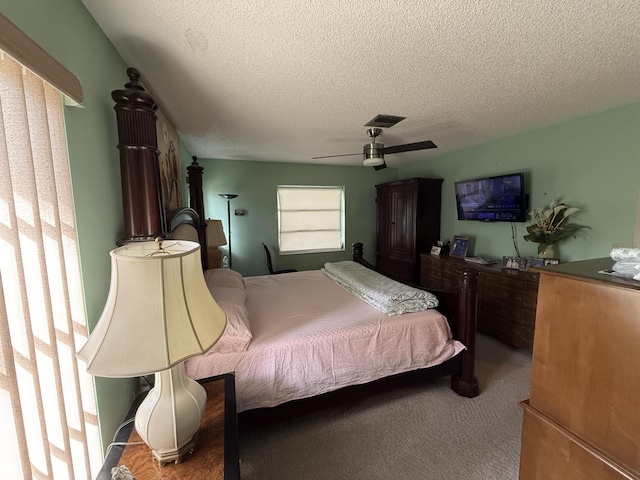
104;417;145;458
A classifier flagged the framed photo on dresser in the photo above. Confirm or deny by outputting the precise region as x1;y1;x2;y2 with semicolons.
450;235;471;257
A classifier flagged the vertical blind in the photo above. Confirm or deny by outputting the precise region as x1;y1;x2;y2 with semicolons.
0;53;101;479
277;186;344;253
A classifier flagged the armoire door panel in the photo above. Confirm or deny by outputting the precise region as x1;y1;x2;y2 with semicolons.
375;178;442;284
389;185;416;257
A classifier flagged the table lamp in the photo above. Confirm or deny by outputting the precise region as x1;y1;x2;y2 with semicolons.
205;219;227;268
78;239;226;464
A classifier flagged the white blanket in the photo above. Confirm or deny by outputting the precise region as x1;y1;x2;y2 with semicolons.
322;260;438;315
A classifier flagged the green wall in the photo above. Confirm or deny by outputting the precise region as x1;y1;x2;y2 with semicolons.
4;0;640;460
190;103;640;276
2;0;136;452
190;103;640;274
399;103;640;262
193;158;397;276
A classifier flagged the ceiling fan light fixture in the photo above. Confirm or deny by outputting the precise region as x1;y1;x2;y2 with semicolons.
363;142;385;166
363;156;384;167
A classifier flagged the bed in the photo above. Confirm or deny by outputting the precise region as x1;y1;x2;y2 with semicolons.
167;161;479;413
108;69;479;414
181;254;475;412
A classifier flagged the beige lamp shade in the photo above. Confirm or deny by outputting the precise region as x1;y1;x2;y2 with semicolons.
78;240;226;377
206;219;227;247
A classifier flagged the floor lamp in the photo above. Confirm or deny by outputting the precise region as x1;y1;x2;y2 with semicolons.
218;194;238;268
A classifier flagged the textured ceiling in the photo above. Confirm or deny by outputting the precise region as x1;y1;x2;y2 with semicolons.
81;0;640;168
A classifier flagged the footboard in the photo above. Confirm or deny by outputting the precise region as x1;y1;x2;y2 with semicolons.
352;242;479;397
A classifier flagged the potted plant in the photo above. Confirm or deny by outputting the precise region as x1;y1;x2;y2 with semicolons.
524;200;590;257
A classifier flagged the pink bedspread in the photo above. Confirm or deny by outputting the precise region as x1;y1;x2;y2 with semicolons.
186;270;465;412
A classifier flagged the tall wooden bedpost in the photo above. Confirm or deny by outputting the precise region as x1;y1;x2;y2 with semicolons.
352;242;479;398
187;156;208;268
451;268;479;397
112;67;165;244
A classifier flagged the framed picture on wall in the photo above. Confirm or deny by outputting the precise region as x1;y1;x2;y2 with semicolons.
156;111;182;216
450;235;471;257
140;78;183;218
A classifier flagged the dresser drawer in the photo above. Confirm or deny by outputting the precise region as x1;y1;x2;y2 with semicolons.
480;271;525;290
523;282;539;311
421;274;445;291
420;255;460;290
481;286;525;305
520;402;635;480
426;266;444;280
479;300;525;323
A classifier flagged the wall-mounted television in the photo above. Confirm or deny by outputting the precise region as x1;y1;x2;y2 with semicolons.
454;172;527;222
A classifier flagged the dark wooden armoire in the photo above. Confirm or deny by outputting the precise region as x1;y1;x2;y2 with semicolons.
375;178;443;284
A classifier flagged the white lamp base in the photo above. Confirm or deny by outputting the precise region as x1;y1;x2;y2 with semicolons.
134;362;207;465
150;431;199;465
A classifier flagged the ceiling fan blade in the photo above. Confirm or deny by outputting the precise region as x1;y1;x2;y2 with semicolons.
373;161;387;171
311;152;362;160
383;140;437;155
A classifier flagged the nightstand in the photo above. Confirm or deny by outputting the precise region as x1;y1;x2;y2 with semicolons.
97;373;240;480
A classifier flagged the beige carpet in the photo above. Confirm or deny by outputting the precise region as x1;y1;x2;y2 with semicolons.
238;333;532;480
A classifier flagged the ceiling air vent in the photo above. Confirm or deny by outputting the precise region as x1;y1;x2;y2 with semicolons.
365;114;406;128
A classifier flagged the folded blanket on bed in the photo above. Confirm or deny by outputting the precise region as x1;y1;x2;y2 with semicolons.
322;261;438;315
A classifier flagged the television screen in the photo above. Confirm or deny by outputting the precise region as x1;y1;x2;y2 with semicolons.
455;172;527;222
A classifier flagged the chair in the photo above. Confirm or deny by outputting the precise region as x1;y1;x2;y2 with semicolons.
262;243;297;275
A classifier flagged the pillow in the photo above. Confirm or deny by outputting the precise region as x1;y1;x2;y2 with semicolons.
208;285;252;354
205;268;245;291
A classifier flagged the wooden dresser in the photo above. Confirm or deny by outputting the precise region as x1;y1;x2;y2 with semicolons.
375;178;442;284
519;258;640;479
420;254;539;348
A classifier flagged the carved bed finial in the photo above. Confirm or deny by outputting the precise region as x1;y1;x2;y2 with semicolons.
186;156;207;268
111;67;157;111
126;67;141;85
352;242;364;260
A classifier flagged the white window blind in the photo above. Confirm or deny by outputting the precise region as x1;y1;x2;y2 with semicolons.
277;186;345;254
0;52;101;479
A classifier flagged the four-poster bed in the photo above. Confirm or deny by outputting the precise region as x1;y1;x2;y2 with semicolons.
111;68;479;417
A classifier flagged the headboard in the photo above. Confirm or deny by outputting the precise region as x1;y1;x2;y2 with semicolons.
168;207;201;244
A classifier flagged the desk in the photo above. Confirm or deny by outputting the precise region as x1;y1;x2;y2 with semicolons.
98;374;240;480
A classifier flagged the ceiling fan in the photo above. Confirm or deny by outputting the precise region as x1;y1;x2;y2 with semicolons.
312;127;437;170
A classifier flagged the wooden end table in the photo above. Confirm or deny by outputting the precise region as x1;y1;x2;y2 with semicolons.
97;373;240;480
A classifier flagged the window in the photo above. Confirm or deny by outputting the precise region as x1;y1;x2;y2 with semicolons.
0;52;101;478
277;186;345;254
